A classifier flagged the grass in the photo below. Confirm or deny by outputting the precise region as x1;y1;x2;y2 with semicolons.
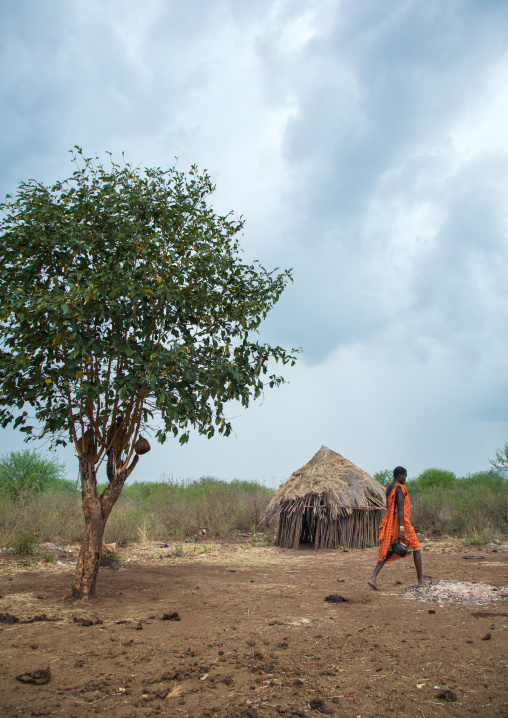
464;529;492;546
0;475;275;551
102;546;122;563
0;465;507;553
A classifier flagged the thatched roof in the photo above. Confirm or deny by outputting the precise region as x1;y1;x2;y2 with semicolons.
265;445;386;522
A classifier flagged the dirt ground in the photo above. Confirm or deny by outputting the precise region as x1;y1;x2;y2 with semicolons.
1;539;507;718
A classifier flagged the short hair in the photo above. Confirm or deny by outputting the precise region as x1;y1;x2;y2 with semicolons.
393;466;407;479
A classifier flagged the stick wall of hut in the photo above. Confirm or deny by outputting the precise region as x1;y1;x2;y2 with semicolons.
274;502;383;550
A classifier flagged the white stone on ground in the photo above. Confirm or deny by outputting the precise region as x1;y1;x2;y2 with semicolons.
405;580;508;605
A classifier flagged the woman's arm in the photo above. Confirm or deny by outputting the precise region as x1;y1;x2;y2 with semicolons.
396;486;405;538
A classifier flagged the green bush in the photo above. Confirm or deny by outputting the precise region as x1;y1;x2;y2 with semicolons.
0;449;66;499
409;468;457;493
411;472;508;539
13;530;39;555
458;470;504;490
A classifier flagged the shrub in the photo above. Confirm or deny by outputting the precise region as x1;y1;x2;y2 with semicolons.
411;472;508;539
409;468;456;493
0;450;66;499
13;530;39;555
458;471;504;490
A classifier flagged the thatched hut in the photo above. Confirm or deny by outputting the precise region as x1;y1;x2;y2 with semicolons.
264;445;386;550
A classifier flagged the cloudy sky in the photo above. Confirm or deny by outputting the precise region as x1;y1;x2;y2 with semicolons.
1;0;508;485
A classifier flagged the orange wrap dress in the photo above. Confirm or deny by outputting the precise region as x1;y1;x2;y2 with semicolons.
377;482;420;562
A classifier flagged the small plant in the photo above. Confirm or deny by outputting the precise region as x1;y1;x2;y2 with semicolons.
137;520;150;546
39;551;56;564
465;529;490;546
103;548;122;564
172;542;184;556
13;531;39;555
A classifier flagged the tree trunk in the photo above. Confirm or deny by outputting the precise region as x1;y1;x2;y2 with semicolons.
63;456;104;600
69;504;106;600
63;452;139;601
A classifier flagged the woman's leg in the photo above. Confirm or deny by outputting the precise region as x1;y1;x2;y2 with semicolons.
368;552;393;590
413;550;426;586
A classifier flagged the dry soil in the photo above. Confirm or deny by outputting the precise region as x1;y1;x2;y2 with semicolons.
1;539;507;717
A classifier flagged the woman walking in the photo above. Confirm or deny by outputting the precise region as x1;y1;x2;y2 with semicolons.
368;466;426;590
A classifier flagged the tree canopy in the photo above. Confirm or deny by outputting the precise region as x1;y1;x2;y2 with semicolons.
0;149;296;457
0;149;297;597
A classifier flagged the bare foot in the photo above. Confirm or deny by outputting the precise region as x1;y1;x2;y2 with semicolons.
416;579;428;587
367;578;379;591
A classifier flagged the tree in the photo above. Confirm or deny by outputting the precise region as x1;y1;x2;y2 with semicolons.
412;467;456;492
0;149;297;599
373;469;392;487
489;442;508;472
0;449;66;499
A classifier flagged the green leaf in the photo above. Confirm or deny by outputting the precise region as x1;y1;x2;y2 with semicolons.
0;150;298;469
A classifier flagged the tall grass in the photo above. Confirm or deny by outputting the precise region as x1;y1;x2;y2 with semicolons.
1;464;507;551
107;477;273;545
0;488;84;548
0;476;274;548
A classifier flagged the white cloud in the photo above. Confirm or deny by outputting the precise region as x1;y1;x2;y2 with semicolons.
451;52;508;160
1;0;507;482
